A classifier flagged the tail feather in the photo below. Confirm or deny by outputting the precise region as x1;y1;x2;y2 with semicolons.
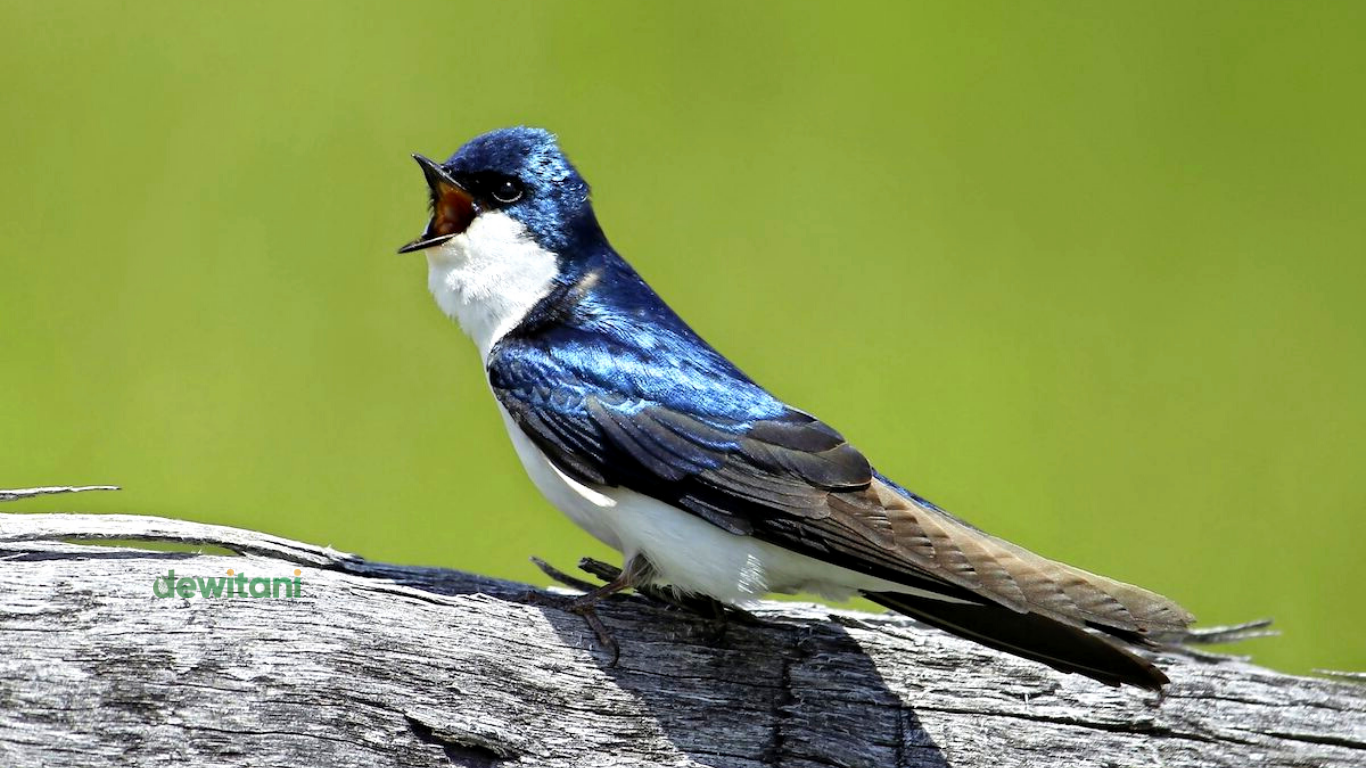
864;590;1170;690
864;478;1195;638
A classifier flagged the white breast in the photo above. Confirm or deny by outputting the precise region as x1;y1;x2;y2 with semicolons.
426;211;559;361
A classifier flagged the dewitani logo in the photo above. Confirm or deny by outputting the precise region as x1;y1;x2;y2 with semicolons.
153;568;304;599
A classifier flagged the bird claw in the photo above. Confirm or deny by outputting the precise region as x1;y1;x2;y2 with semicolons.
537;554;765;644
569;598;621;666
531;556;601;593
521;586;623;666
530;555;647;666
574;556;762;627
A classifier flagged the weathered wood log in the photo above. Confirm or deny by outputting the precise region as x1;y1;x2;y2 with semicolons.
1;489;1363;767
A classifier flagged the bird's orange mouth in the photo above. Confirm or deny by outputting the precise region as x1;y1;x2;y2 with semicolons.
398;154;475;253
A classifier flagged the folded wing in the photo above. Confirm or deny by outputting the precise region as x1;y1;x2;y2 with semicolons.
489;335;1193;687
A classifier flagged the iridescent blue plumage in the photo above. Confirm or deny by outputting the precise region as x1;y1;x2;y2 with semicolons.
487;243;877;535
495;259;786;421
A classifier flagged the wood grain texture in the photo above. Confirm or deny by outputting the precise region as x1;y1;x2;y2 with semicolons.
1;501;1362;768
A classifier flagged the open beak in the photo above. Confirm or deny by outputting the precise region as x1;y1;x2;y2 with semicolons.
398;154;476;254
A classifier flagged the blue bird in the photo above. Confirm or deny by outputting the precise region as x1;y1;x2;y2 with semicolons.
400;127;1194;689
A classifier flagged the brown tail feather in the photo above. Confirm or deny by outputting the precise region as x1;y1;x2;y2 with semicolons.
864;590;1170;690
862;478;1196;638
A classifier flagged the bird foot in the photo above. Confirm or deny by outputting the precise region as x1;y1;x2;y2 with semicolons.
531;555;659;666
521;588;622;666
534;555;764;646
530;556;601;594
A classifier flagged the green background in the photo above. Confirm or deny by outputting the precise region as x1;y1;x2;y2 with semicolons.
2;2;1362;677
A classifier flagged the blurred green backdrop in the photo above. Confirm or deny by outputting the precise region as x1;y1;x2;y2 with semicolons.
2;2;1362;676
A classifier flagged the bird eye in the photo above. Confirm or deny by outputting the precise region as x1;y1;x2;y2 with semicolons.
491;179;523;204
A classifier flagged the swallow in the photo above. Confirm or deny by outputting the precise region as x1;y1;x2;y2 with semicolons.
400;127;1195;689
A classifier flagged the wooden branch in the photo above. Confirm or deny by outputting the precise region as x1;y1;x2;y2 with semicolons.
2;491;1363;767
0;484;119;501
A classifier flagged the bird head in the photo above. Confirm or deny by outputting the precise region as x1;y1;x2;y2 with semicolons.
399;127;597;255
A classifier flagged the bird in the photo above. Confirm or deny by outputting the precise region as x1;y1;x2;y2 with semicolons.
399;126;1195;690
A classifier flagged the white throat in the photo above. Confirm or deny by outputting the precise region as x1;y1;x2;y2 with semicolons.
425;211;559;361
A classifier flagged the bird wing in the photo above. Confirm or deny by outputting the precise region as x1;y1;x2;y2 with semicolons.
487;332;1192;638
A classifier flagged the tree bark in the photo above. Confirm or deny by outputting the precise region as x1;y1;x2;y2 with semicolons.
1;489;1362;767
